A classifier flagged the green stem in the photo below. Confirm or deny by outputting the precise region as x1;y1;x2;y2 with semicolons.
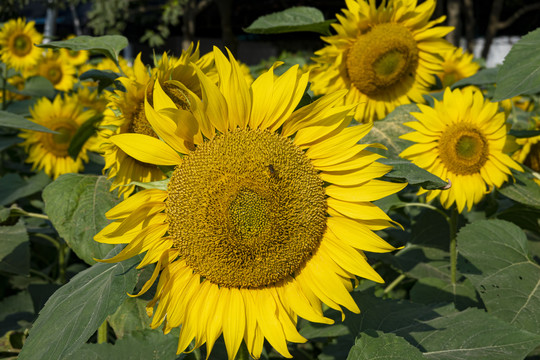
33;233;60;249
449;205;459;285
234;341;251;360
29;269;56;283
97;321;108;344
383;273;406;294
10;206;49;220
58;242;67;283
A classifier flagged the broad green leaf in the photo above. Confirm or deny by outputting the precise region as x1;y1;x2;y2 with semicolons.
509;129;540;138
493;28;540;100
72;329;181;360
458;219;540;335
0;135;22;151
347;331;424;360
5;98;36;116
0;110;57;133
496;204;540;234
373;193;406;213
7;76;55;98
42;174;119;265
0;172;51;207
109;297;152;339
244;7;335;35
497;171;540;209
452;67;498;88
79;69;120;92
0;207;9;222
68;114;103;159
0;291;34;336
18;247;140;360
409;277;479;310
37;35;128;67
379;158;447;190
361;104;418;158
0;220;29;275
393;210;451;280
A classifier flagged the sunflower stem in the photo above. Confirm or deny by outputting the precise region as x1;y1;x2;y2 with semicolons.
10;206;50;220
383;273;406;294
391;202;450;223
234;341;251;360
449;205;459;285
97;320;108;344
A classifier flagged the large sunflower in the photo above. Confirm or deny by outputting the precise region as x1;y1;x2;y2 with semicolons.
310;0;453;122
95;48;406;359
0;18;43;71
99;45;216;198
400;87;523;212
434;46;479;89
19;95;96;179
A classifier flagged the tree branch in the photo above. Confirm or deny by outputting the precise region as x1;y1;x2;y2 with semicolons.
497;3;540;30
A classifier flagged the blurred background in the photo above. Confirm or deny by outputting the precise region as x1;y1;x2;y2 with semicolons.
2;0;540;73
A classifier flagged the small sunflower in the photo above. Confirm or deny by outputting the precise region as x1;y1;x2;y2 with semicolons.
400;87;523;212
19;95;96;179
310;0;453;122
0;18;43;71
513;117;540;185
58;35;89;67
99;45;216;198
435;46;479;88
95;47;405;360
32;50;76;91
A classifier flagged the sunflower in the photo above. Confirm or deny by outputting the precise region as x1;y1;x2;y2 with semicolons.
400;87;523;212
310;0;453;122
0;18;43;71
99;44;216;198
512;117;540;185
95;47;405;359
19;95;96;179
32;50;76;91
435;46;479;89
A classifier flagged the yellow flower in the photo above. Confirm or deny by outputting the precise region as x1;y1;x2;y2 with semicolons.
32;50;76;91
99;44;216;198
435;46;479;88
513;117;540;185
400;87;523;212
19;95;96;179
95;47;405;360
310;0;453;122
72;85;108;114
0;18;43;71
58;35;90;67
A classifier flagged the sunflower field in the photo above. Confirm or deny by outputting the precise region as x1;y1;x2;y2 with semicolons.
1;1;540;359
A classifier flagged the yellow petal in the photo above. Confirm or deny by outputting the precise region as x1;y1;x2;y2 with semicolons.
110;133;182;165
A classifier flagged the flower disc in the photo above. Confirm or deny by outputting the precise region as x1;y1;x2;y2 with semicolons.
438;125;489;175
346;23;418;97
167;129;327;288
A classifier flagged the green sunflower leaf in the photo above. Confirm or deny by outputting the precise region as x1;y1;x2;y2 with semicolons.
451;67;498;88
71;329;180;360
0;291;34;336
458;219;540;335
37;35;128;70
108;297;152;339
493;28;540;100
244;7;335;35
6;76;55;98
42;174;119;265
497;170;540;209
0;220;29;276
18;246;140;360
379;158;447;190
68;114;103;160
0;110;58;133
79;69;121;92
347;331;424;360
409;277;479;310
0;172;50;207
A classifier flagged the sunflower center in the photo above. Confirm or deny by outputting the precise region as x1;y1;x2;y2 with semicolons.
166;129;327;288
163;83;190;110
47;66;63;85
129;102;158;138
13;34;32;56
439;124;489;175
44;121;77;157
346;23;419;96
524;142;540;172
